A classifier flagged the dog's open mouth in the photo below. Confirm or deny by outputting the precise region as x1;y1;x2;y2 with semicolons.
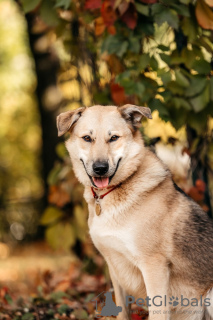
92;177;109;188
80;158;122;189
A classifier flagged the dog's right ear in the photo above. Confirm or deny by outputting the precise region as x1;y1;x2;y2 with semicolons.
57;107;86;137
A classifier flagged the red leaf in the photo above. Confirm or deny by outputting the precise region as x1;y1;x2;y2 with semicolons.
131;314;142;320
140;0;157;3
85;0;102;10
188;187;204;202
110;83;126;105
117;1;129;15
195;179;206;193
101;0;117;26
121;3;137;29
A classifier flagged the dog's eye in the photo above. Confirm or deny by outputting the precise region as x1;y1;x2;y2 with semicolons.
109;135;119;142
82;135;92;142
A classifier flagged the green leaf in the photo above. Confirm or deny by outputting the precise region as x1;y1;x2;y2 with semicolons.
175;70;190;88
167;82;185;95
40;0;60;26
50;291;69;301
190;82;210;112
84;293;96;302
46;222;76;250
187;112;207;134
58;304;70;315
181;48;196;69
21;0;41;13
171;4;190;17
121;80;145;97
138;54;150;70
73;205;87;241
56;143;68;159
149;98;169;120
129;37;140;54
115;70;131;83
210;77;213;101
159;53;171;65
173;97;191;110
160;71;172;86
181;17;197;42
101;35;128;58
158;45;170;51
135;3;149;16
5;294;13;305
154;8;179;30
169;107;188;130
21;313;34;320
199;37;213;54
40;207;64;225
152;3;163;15
150;56;158;70
73;309;88;320
48;164;62;185
192;59;211;75
179;0;191;4
185;77;207;97
54;0;71;10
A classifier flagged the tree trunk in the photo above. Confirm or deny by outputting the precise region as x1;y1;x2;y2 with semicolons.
25;14;61;210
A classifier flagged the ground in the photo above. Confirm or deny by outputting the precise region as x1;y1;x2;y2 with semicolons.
0;242;148;320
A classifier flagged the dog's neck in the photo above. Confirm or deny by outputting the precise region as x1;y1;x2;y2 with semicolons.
90;183;121;199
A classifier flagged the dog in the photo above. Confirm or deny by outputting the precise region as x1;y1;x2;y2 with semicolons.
57;104;213;320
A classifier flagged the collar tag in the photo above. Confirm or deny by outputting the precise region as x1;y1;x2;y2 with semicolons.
91;183;121;216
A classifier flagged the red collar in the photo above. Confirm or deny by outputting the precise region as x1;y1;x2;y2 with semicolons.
91;184;121;200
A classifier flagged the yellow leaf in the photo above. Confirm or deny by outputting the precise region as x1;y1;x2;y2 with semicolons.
40;207;64;225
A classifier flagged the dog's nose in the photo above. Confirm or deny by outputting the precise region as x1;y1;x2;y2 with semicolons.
93;161;109;175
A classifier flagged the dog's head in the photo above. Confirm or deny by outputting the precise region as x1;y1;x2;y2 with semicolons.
57;105;152;188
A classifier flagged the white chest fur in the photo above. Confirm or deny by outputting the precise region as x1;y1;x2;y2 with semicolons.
89;204;139;260
88;204;146;297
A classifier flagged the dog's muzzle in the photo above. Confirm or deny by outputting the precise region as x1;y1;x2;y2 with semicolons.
92;161;109;176
80;158;121;189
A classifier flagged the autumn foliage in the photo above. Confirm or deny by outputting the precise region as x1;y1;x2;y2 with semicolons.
17;0;213;250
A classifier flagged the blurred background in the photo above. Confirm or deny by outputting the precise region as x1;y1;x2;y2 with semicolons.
0;0;213;317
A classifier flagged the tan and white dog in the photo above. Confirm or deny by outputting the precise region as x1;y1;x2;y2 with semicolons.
57;105;213;320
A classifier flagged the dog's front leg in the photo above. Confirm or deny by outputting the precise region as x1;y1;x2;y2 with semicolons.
108;265;130;320
139;256;170;320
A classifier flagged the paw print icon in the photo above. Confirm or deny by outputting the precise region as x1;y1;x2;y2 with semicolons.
169;296;179;307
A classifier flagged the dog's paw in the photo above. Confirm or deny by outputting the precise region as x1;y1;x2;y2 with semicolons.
169;296;179;307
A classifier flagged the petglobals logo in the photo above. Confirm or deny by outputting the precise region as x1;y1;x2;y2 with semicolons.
92;291;122;318
91;292;211;318
125;295;211;308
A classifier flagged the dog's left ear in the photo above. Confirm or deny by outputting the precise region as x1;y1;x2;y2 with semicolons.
57;107;86;136
119;104;152;128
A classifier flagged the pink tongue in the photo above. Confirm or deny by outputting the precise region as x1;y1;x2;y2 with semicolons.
93;177;109;188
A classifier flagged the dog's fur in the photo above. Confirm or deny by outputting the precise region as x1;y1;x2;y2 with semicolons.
57;105;213;320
